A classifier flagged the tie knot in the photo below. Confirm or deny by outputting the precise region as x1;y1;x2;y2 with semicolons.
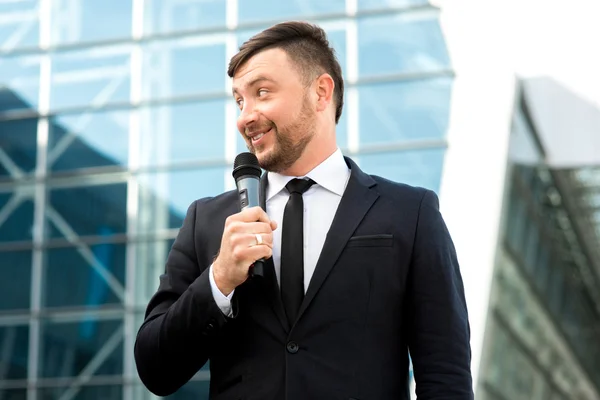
285;178;315;195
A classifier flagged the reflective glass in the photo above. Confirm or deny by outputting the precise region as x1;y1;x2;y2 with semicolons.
142;38;226;101
137;166;226;229
358;13;450;77
0;325;29;379
39;385;123;400
239;0;345;23
134;240;175;305
0;55;41;113
0;117;38;178
51;0;132;46
145;0;227;34
0;389;26;400
357;0;429;10
40;318;123;378
0;193;33;242
0;0;39;50
48;110;129;173
0;250;31;312
44;244;126;308
163;380;210;400
356;147;445;191
50;46;132;111
358;78;452;144
139;100;226;168
48;182;127;239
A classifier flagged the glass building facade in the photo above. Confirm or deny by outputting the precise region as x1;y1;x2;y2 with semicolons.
0;1;452;398
475;85;600;400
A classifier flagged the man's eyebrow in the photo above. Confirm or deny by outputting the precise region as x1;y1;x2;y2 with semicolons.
232;76;277;96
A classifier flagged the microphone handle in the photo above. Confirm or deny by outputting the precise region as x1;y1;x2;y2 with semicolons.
236;176;265;279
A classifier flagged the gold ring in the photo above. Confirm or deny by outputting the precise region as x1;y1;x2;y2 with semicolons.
255;233;263;245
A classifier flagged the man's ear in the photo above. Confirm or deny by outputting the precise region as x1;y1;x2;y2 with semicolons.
315;73;335;113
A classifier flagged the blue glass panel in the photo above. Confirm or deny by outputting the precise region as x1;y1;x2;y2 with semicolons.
164;380;210;400
0;117;38;178
358;13;450;76
139;100;226;168
356;147;446;191
0;0;39;50
49;110;129;172
0;194;34;242
44;244;126;308
145;0;227;34
239;0;345;23
357;0;428;10
50;46;131;111
48;183;127;239
0;250;31;311
51;0;132;45
0;56;41;113
40;319;123;378
0;326;29;379
138;167;226;226
358;78;452;145
39;385;122;400
142;39;226;100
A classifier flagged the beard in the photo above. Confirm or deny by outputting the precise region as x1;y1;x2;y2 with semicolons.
246;98;316;173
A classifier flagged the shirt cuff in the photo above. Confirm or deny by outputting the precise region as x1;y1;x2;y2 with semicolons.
209;264;234;317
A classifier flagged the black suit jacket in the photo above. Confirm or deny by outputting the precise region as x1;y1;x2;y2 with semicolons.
134;157;474;400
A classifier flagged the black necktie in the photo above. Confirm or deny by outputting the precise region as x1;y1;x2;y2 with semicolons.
280;178;315;325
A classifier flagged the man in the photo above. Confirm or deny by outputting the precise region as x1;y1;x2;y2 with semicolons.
135;21;473;400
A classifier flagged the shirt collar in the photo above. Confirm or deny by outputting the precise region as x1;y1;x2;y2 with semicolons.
266;148;349;201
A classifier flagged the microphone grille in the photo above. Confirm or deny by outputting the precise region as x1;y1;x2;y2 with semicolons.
232;152;262;180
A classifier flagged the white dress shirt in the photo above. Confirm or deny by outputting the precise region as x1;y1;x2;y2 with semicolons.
209;148;351;316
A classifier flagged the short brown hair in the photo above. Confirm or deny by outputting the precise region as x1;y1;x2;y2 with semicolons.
228;21;344;124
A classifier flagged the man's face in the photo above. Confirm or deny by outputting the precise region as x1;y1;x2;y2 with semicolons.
232;48;316;173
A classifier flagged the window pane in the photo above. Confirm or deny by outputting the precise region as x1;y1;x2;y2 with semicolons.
358;78;452;145
358;12;450;77
0;389;26;400
357;0;429;10
0;250;31;312
0;325;29;380
44;244;126;308
164;380;210;400
0;194;33;242
0;117;38;178
0;0;39;50
50;46;131;111
40;319;123;378
51;0;132;46
356;147;446;191
137;167;226;231
142;38;226;101
39;385;123;400
239;0;345;23
48;183;127;239
48;110;129;173
0;56;41;113
135;240;175;306
139;101;226;168
145;0;227;34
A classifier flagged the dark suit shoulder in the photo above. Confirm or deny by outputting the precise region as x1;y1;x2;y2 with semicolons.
369;174;434;205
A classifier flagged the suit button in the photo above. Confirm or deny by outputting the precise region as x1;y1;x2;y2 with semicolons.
286;341;299;354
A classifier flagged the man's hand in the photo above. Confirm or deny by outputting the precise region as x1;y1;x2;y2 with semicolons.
213;207;277;295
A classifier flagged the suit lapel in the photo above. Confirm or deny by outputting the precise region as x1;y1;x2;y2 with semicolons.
296;157;379;322
260;173;290;332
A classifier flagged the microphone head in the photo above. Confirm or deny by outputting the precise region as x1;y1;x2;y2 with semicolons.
232;152;262;181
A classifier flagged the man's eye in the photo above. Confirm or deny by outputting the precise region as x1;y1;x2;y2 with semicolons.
258;89;268;96
236;98;243;107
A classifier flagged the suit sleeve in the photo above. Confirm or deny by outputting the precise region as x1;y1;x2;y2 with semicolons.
406;190;474;399
134;200;237;396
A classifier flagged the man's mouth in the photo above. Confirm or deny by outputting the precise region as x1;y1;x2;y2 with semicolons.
248;128;271;144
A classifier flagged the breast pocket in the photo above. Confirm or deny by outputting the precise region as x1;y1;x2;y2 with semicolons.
345;234;393;248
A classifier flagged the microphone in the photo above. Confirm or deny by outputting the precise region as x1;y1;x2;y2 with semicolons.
232;152;265;278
